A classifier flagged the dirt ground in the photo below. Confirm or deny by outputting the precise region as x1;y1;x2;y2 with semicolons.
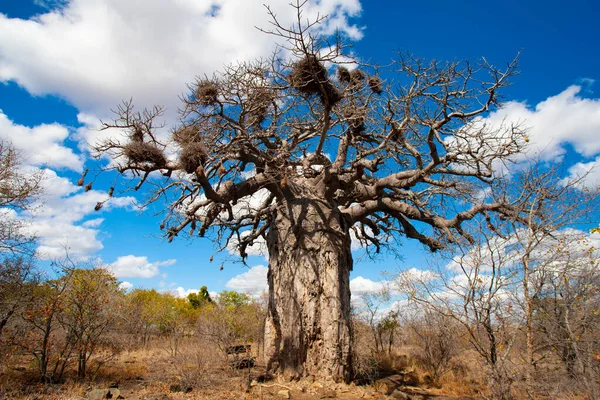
0;339;479;400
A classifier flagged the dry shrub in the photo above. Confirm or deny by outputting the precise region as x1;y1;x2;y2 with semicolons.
368;76;383;94
173;125;201;145
337;66;351;83
196;81;219;105
180;142;207;173
290;55;341;106
171;349;212;392
124;142;167;167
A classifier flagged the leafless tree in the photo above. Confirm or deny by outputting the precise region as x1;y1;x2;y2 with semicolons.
396;162;600;398
0;139;43;255
397;229;522;399
93;1;525;381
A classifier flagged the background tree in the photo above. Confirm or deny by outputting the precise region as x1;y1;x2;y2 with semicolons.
57;267;121;380
396;162;600;398
0;139;42;255
187;286;213;309
0;139;43;355
93;2;525;381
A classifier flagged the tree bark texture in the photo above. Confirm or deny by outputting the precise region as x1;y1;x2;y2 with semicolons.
263;198;353;382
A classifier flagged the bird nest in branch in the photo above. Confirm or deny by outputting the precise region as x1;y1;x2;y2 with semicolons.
180;142;207;173
337;66;351;84
173;125;201;145
196;81;219;106
349;69;365;87
290;56;341;106
368;76;383;94
247;88;275;128
124;142;167;168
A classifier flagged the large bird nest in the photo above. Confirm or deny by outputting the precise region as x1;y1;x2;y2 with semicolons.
124;142;167;168
350;69;366;87
196;81;219;106
173;125;201;146
290;56;341;106
247;88;275;128
180;142;207;173
337;66;351;84
368;76;383;94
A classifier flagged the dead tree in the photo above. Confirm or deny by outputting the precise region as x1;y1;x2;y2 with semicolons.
93;2;525;381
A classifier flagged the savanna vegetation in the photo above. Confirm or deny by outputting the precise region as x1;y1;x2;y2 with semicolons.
1;2;599;399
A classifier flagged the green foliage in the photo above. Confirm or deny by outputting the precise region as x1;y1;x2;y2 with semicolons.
217;290;251;308
187;285;213;309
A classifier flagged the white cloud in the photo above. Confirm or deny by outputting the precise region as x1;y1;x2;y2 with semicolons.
119;281;133;291
226;231;268;259
172;286;198;298
21;168;135;259
560;156;600;189
0;0;362;133
0;110;83;171
225;265;268;295
481;85;600;162
81;218;104;228
105;255;176;278
349;276;386;295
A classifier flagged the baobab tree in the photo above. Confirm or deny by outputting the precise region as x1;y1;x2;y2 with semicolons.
93;2;525;381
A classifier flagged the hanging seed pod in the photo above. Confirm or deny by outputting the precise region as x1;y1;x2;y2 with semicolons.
160;223;165;230
219;264;224;271
108;187;114;197
77;169;88;186
280;175;288;189
84;182;93;192
209;256;214;263
94;202;103;211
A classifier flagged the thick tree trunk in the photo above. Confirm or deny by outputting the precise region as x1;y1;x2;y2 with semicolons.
264;198;353;382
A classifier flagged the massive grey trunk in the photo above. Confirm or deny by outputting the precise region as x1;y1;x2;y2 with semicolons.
264;198;353;382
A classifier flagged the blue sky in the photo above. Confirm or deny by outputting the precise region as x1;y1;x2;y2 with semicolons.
1;0;599;298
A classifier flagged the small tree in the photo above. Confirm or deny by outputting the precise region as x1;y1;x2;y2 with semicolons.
57;267;121;380
188;286;213;309
22;267;75;383
0;139;42;255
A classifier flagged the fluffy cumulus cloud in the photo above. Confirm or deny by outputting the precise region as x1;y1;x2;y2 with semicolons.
105;255;176;278
225;265;268;296
118;280;133;291
0;111;83;171
560;156;600;189
0;0;362;125
21;168;135;259
224;267;394;298
349;276;386;295
482;85;600;162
